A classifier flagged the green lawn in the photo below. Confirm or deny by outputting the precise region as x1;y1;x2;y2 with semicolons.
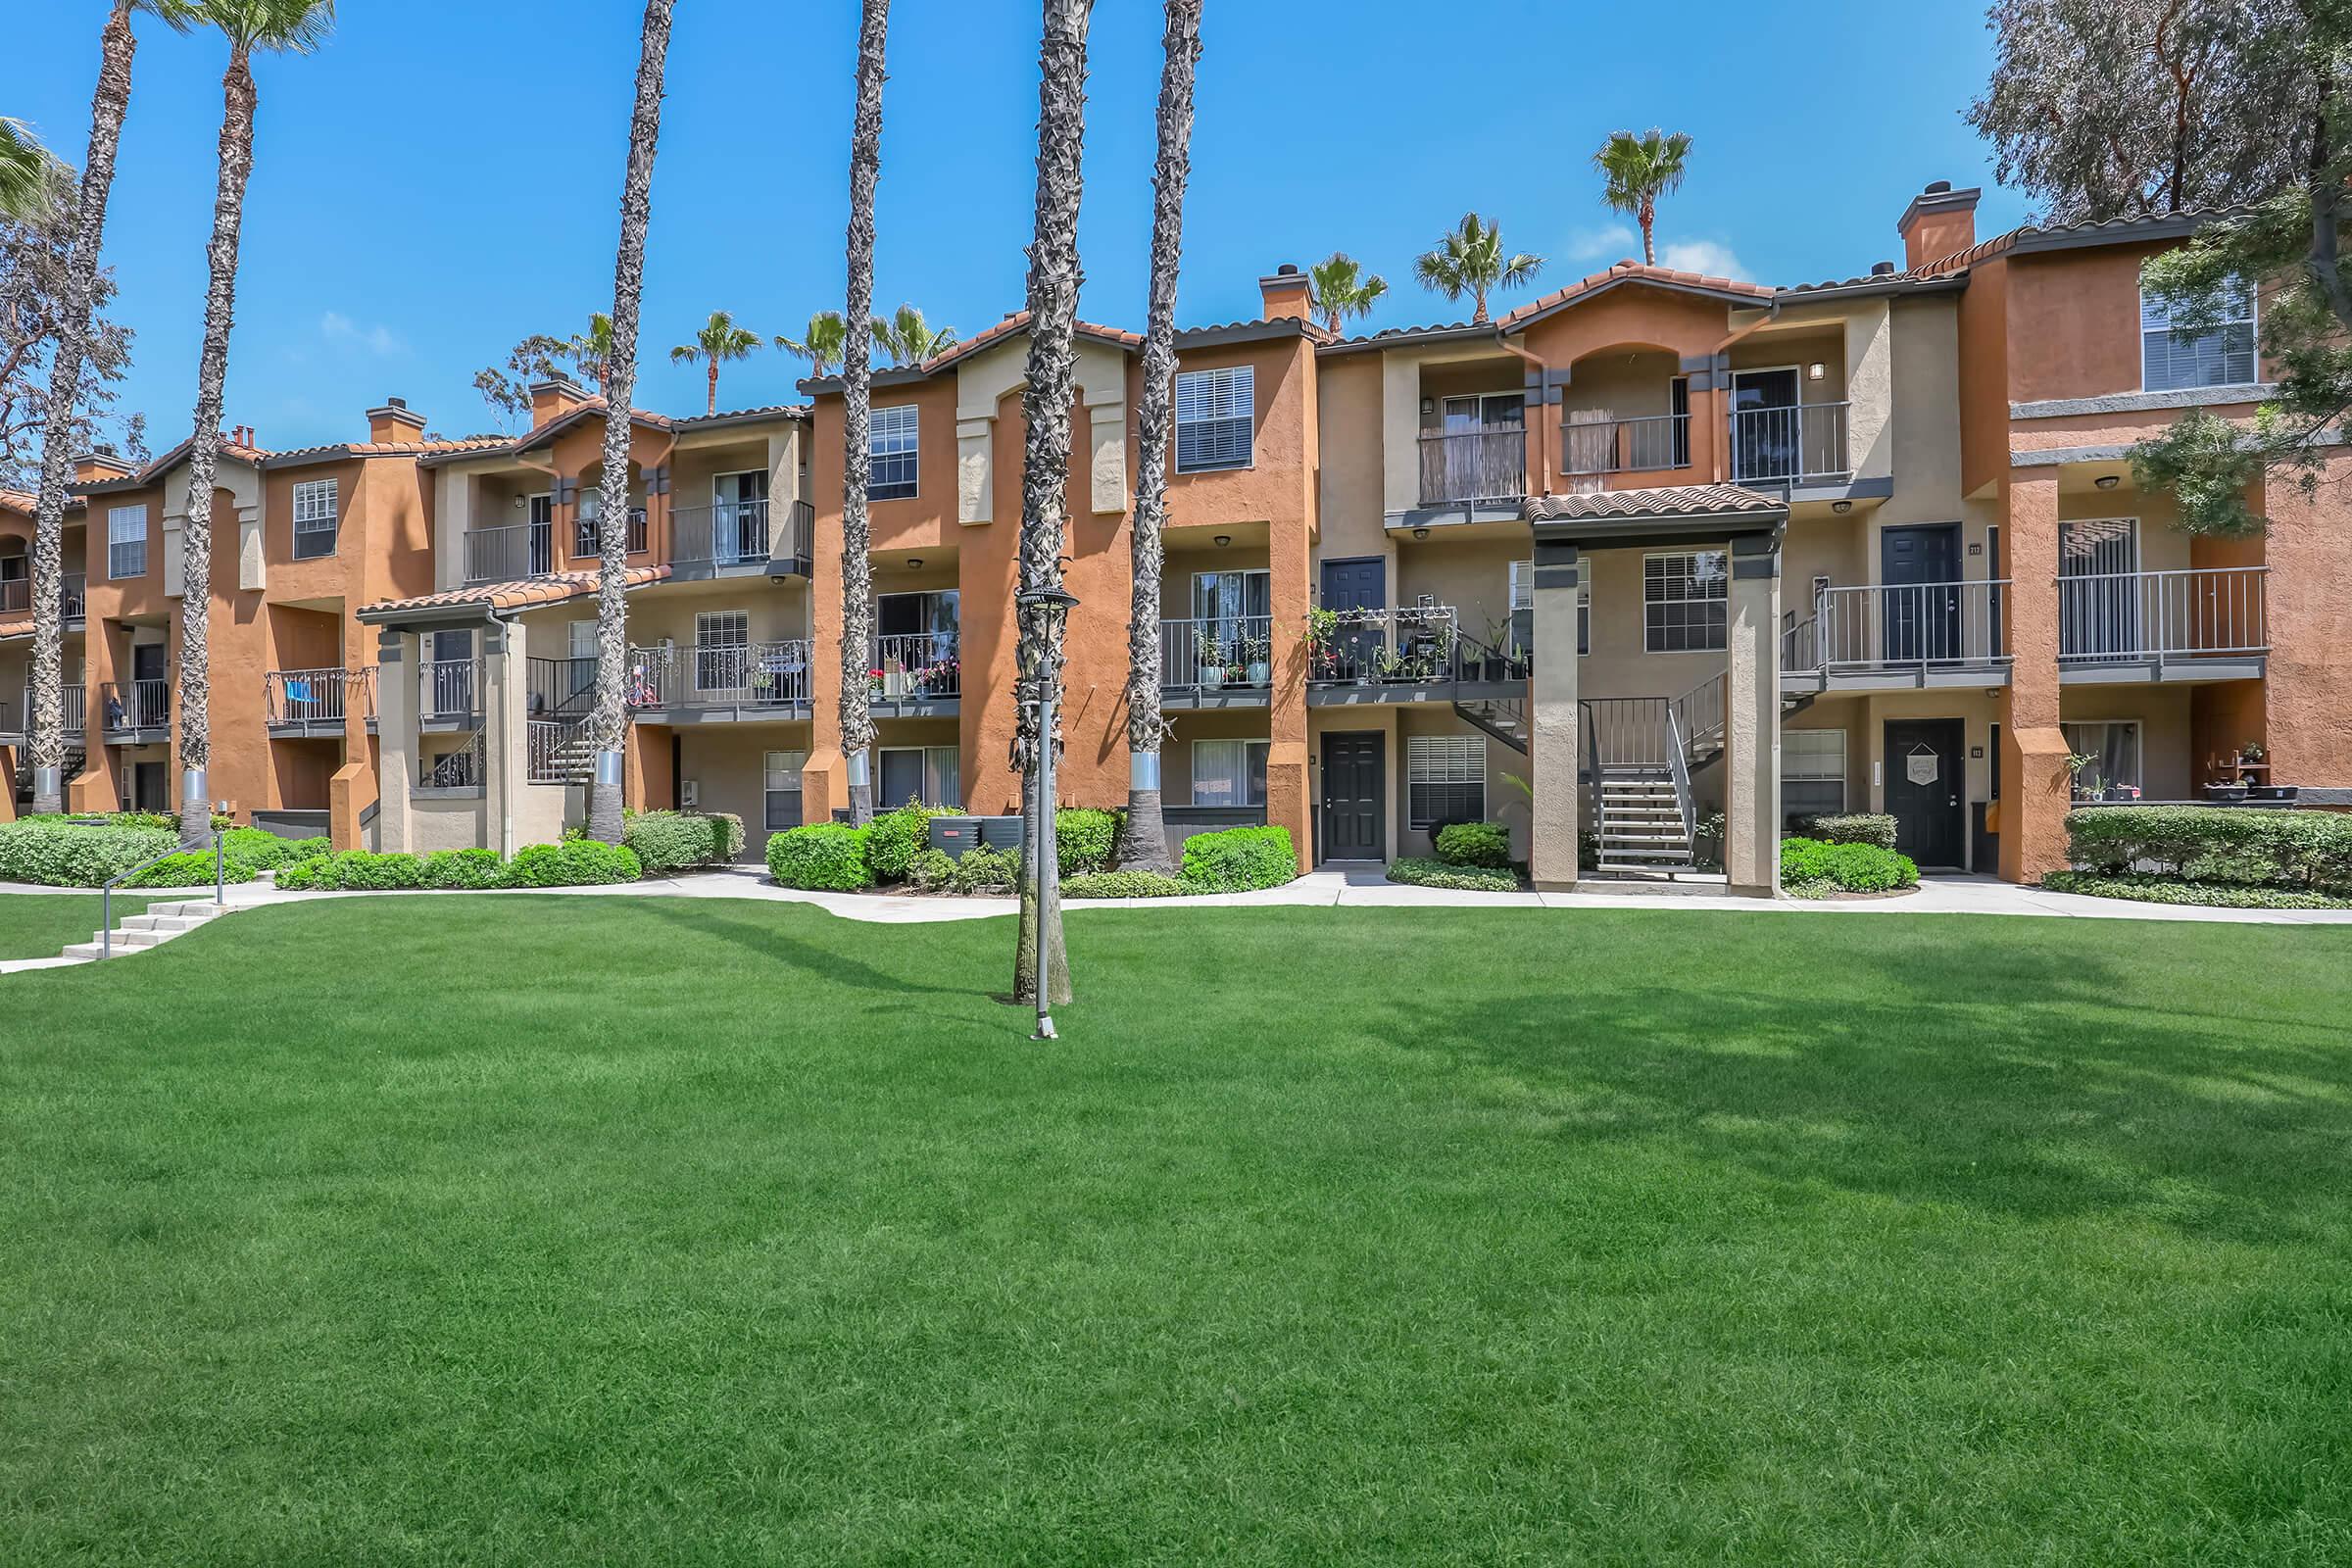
0;892;143;959
4;898;2350;1565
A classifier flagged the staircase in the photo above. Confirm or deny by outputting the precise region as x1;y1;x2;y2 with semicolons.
62;897;230;961
1593;764;1694;871
1454;693;1528;753
528;716;597;784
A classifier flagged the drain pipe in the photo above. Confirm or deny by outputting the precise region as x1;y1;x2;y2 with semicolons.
490;607;515;859
1491;325;1554;496
1708;299;1784;484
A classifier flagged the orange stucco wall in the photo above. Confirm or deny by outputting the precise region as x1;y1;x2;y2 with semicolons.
2259;455;2352;784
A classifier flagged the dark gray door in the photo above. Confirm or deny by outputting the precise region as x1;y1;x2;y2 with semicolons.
132;760;167;812
1321;732;1384;860
1885;718;1964;868
878;750;924;810
1881;523;1962;662
1320;557;1385;676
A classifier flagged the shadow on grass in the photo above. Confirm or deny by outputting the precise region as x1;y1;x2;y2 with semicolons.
630;898;983;1002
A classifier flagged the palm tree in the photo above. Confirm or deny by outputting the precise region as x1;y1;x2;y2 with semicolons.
585;0;675;847
1113;0;1200;879
169;0;336;849
669;309;760;416
0;119;64;220
870;303;958;366
837;1;890;828
24;1;159;818
1412;212;1543;324
1011;0;1094;1009
1593;127;1693;267
1306;251;1385;336
571;310;618;394
775;310;849;378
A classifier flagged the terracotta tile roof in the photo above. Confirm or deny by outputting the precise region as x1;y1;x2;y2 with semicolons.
0;613;29;643
677;403;812;426
1500;262;1776;329
1522;483;1785;522
0;488;34;514
356;564;670;620
920;311;1143;372
1904;206;2243;280
262;435;514;464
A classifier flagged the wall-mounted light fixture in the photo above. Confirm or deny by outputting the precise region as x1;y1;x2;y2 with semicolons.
1831;499;1852;514
906;557;922;569
1412;526;1430;541
514;495;526;510
1212;534;1231;548
1419;398;1435;416
2094;474;2121;490
1807;362;1827;381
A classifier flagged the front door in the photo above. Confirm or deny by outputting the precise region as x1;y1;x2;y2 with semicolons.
1885;718;1965;868
130;760;167;812
1880;522;1963;662
1320;557;1385;678
1321;731;1384;860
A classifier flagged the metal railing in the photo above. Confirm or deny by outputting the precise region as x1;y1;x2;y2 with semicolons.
1308;605;1461;685
1160;614;1276;690
104;828;225;960
1732;401;1850;483
572;507;648;559
870;631;959;699
1416;429;1526;505
19;684;84;735
102;678;169;731
1671;671;1726;759
463;522;554;584
671;500;769;567
2057;565;2268;663
1581;696;1675;767
527;717;591;785
1784;580;2012;672
0;578;24;613
527;655;597;718
420;730;484;789
265;667;371;725
5;574;89;616
1561;412;1691;476
623;639;814;710
63;572;85;619
418;658;480;719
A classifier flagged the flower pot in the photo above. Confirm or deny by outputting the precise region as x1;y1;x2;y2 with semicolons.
1247;661;1271;685
2205;783;2249;803
884;671;909;699
1198;662;1223;689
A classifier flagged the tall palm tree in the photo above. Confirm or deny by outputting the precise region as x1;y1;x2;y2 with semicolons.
1113;0;1200;879
838;0;890;828
0;119;64;220
584;0;674;847
870;303;957;366
775;310;848;378
1412;212;1543;324
1306;251;1384;336
571;310;618;394
1011;0;1094;1008
24;1;159;818
170;0;336;849
669;309;760;416
1593;127;1693;266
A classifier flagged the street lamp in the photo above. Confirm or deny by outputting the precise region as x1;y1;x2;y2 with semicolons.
1015;584;1080;1040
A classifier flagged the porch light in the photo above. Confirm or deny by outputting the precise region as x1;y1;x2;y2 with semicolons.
2095;474;2121;490
1413;526;1431;540
1420;398;1435;416
1831;500;1852;514
1807;362;1826;381
906;558;922;568
1213;534;1231;548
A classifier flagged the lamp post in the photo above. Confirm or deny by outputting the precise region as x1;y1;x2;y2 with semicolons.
1016;584;1079;1040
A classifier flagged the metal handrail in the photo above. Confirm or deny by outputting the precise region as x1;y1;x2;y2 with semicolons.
2055;565;2268;662
870;631;960;698
103;827;222;959
1732;400;1850;483
1796;580;2011;672
670;499;770;566
1664;704;1695;840
1160;614;1276;690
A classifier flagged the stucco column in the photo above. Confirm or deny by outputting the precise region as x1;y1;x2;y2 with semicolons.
1997;470;2071;883
482;621;519;858
1723;531;1783;897
371;627;416;852
2257;454;2352;784
1528;539;1582;890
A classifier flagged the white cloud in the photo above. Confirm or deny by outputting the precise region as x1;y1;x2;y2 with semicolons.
321;311;405;357
1657;239;1748;280
1563;222;1638;265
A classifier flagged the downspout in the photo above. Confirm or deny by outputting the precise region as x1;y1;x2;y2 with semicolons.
1491;324;1554;495
1709;298;1784;484
490;606;514;859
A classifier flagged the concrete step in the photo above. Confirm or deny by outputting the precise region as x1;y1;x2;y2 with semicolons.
118;913;214;935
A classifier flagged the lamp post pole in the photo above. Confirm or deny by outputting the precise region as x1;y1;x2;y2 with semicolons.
1017;585;1079;1040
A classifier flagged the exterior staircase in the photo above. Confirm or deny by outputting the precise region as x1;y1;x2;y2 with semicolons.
528;716;597;784
1454;692;1528;753
1593;764;1694;871
62;897;230;960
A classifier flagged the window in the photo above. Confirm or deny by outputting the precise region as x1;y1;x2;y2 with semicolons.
763;750;806;832
1643;550;1727;653
1175;365;1253;472
1192;738;1270;808
1782;728;1847;824
1407;734;1486;831
107;505;146;579
2141;271;2255;391
2062;720;2141;799
1509;560;1587;656
291;478;339;559
694;610;750;691
878;745;959;808
870;405;919;499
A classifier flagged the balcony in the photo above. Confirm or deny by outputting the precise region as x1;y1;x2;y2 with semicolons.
623;640;812;719
1561;413;1692;478
1732;402;1850;486
265;667;372;736
419;731;484;792
418;658;481;727
1159;614;1274;709
2057;566;2267;682
0;572;88;622
670;498;814;578
101;678;170;739
463;522;554;585
10;685;85;739
1416;429;1526;506
1305;606;1527;709
1783;581;2011;692
868;630;959;715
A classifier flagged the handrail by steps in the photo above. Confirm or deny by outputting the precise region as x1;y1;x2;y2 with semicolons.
103;827;223;959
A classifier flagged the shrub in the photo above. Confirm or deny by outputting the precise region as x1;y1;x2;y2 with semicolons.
122;852;257;888
422;848;508;890
1780;838;1918;895
0;822;177;887
1794;812;1898;851
1062;869;1189;900
766;824;872;891
1386;856;1521;893
1054;807;1121;875
2064;806;2352;892
952;843;1016;894
623;810;743;875
219;827;330;869
1179;825;1297;893
864;803;955;882
2042;870;2352;909
506;841;640;887
277;851;429;892
907;847;957;892
1434;820;1511;868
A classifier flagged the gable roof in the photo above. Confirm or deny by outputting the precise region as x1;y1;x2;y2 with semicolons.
355;565;671;623
1500;262;1777;332
1905;206;2238;281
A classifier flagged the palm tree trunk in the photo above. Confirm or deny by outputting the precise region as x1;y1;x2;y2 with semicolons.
176;39;260;850
1114;0;1201;877
706;359;718;417
1472;281;1488;324
1640;202;1655;266
586;0;675;846
27;0;137;817
1011;0;1094;1007
838;0;890;828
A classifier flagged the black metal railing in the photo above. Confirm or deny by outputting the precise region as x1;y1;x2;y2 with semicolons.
102;678;169;731
265;667;371;725
870;631;959;699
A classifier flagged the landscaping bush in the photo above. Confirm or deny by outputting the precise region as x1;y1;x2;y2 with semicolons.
2042;870;2352;910
766;824;872;891
0;821;177;887
2064;806;2352;893
623;810;744;875
907;847;957;892
422;848;508;890
952;843;1016;894
122;852;257;888
1062;869;1189;900
505;840;641;887
218;826;330;869
1055;807;1121;875
1179;825;1298;893
1387;856;1522;893
277;851;429;892
1794;812;1898;851
1780;838;1918;897
864;803;956;882
1433;820;1511;868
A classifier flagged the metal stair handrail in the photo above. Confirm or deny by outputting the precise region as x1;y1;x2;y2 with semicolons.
103;827;223;959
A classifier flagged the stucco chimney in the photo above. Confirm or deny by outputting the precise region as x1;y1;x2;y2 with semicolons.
529;375;591;427
1258;263;1313;323
1897;180;1981;270
367;395;428;445
73;450;135;483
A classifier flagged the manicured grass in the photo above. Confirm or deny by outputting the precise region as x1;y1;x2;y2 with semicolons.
4;898;2350;1564
0;892;144;959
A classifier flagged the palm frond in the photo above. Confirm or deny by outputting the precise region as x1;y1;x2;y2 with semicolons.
0;117;66;221
180;0;337;52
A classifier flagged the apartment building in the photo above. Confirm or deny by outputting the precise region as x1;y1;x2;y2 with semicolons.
0;481;92;797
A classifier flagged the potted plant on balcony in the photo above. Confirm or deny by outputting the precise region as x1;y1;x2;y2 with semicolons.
1197;632;1226;690
1303;607;1340;681
1244;634;1272;687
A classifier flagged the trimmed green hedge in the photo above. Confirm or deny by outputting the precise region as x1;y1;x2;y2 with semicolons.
1055;808;1120;875
907;848;957;892
2042;871;2352;909
1180;825;1298;893
2065;806;2352;893
422;849;509;890
766;824;873;891
864;804;956;882
622;810;745;874
953;844;1016;894
1387;856;1522;893
507;841;641;887
0;822;177;887
123;852;257;888
1793;813;1898;851
277;851;426;892
1781;838;1919;897
274;843;639;892
1062;869;1189;900
219;827;330;869
1433;821;1511;868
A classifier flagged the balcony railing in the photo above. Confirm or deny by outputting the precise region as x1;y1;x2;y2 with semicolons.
1561;413;1691;476
1308;605;1467;685
420;730;483;789
63;572;84;619
527;655;597;719
17;685;85;735
265;666;371;726
1732;401;1850;483
671;500;770;569
623;640;813;710
527;717;591;785
102;678;169;732
418;658;481;719
463;522;554;585
1160;614;1275;691
0;573;87;618
572;507;648;559
1784;580;2010;674
870;631;959;700
2057;566;2268;665
0;578;24;613
1416;429;1526;505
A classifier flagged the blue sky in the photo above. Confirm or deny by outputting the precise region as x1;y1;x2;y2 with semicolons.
14;0;2029;452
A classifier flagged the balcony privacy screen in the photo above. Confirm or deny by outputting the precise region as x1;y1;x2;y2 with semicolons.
1176;366;1253;472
